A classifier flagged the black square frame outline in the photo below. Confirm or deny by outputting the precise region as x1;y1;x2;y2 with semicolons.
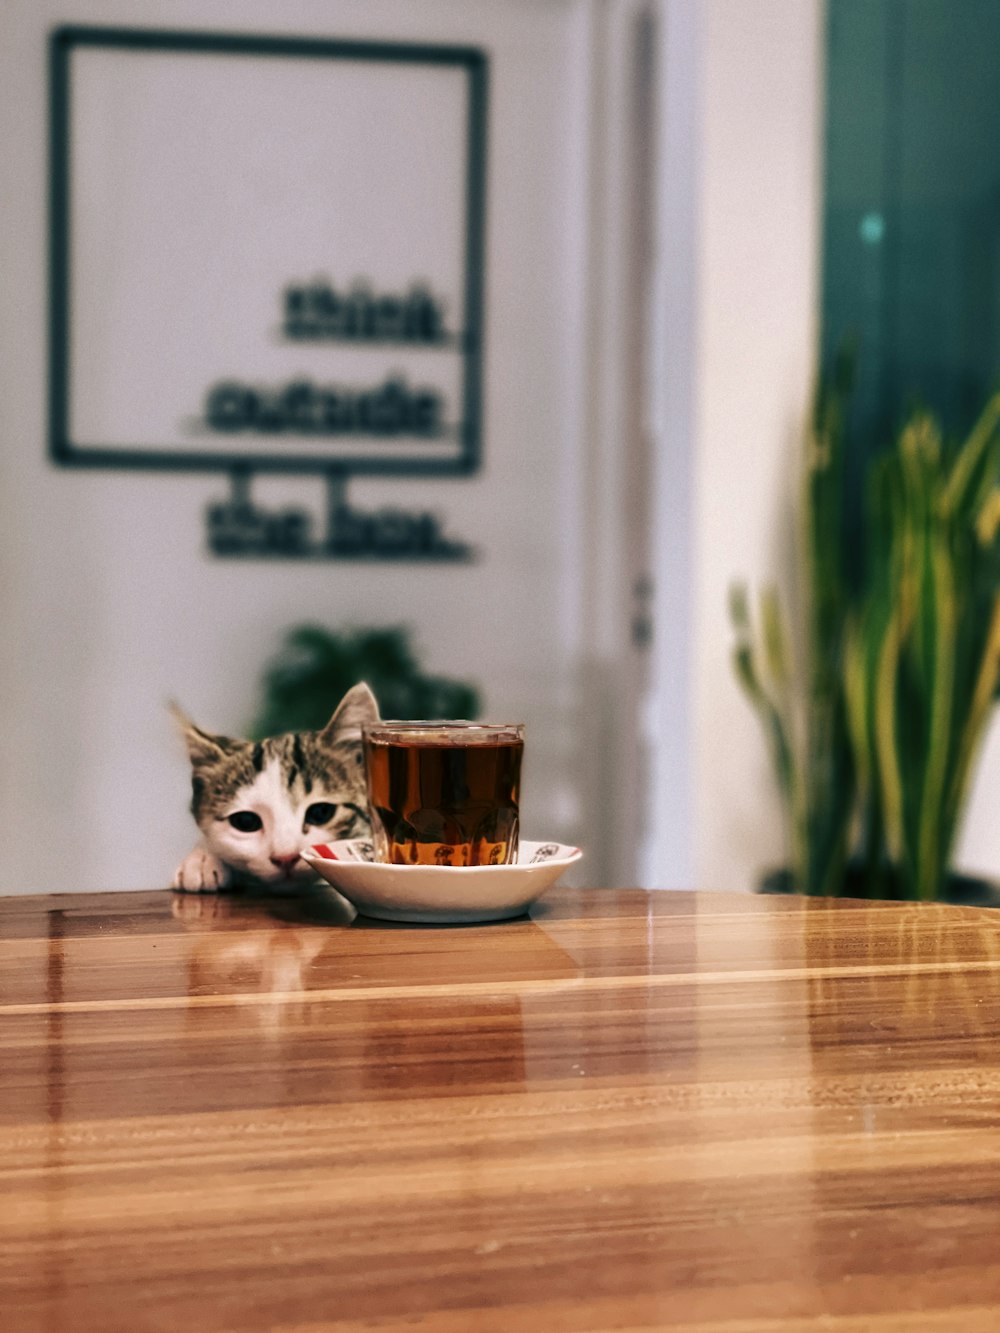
49;25;488;477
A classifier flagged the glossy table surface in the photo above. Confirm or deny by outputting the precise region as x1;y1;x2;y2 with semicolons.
4;886;1000;1331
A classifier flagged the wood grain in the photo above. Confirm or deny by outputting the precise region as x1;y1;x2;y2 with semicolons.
3;886;1000;1331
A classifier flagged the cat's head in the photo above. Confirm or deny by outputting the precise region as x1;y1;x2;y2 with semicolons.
173;682;379;887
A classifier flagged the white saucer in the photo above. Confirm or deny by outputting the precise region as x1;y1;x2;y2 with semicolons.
300;838;582;924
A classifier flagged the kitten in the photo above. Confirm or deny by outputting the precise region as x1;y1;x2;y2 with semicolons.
172;681;379;892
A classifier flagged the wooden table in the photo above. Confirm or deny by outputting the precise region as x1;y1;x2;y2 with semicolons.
4;887;1000;1331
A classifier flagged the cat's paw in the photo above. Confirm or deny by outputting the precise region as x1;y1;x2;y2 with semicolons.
173;848;233;893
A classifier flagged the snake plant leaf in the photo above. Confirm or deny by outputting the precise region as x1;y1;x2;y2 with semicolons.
842;619;869;795
730;598;797;811
942;390;1000;519
914;532;958;900
873;604;907;873
975;490;1000;547
761;588;792;692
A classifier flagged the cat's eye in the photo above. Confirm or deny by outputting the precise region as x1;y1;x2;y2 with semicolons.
304;802;338;826
227;811;263;833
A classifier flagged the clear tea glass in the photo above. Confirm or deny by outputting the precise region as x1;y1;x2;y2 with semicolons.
362;721;524;866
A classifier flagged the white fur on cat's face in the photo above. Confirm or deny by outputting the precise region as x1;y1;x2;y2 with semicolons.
206;755;363;886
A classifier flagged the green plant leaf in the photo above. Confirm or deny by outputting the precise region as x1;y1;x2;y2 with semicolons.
729;352;1000;902
943;390;1000;518
250;625;480;738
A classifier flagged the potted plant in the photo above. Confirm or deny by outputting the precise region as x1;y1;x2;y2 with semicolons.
731;362;1000;901
250;624;479;738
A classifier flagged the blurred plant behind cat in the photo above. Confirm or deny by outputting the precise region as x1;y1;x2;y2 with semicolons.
251;624;478;736
172;682;379;892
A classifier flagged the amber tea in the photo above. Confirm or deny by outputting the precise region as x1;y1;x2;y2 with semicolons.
363;723;524;866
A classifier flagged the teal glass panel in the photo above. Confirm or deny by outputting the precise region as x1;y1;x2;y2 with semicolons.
822;0;1000;445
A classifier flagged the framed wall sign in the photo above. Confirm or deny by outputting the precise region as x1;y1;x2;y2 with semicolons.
49;26;487;477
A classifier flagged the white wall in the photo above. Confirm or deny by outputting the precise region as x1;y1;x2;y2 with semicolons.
648;0;826;891
0;0;597;892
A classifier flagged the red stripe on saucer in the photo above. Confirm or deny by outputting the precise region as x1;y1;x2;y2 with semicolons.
310;844;337;860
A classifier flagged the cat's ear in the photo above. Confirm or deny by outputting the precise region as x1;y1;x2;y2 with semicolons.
169;701;237;767
320;682;380;743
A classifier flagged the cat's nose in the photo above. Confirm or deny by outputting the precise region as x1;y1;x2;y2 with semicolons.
270;854;301;874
